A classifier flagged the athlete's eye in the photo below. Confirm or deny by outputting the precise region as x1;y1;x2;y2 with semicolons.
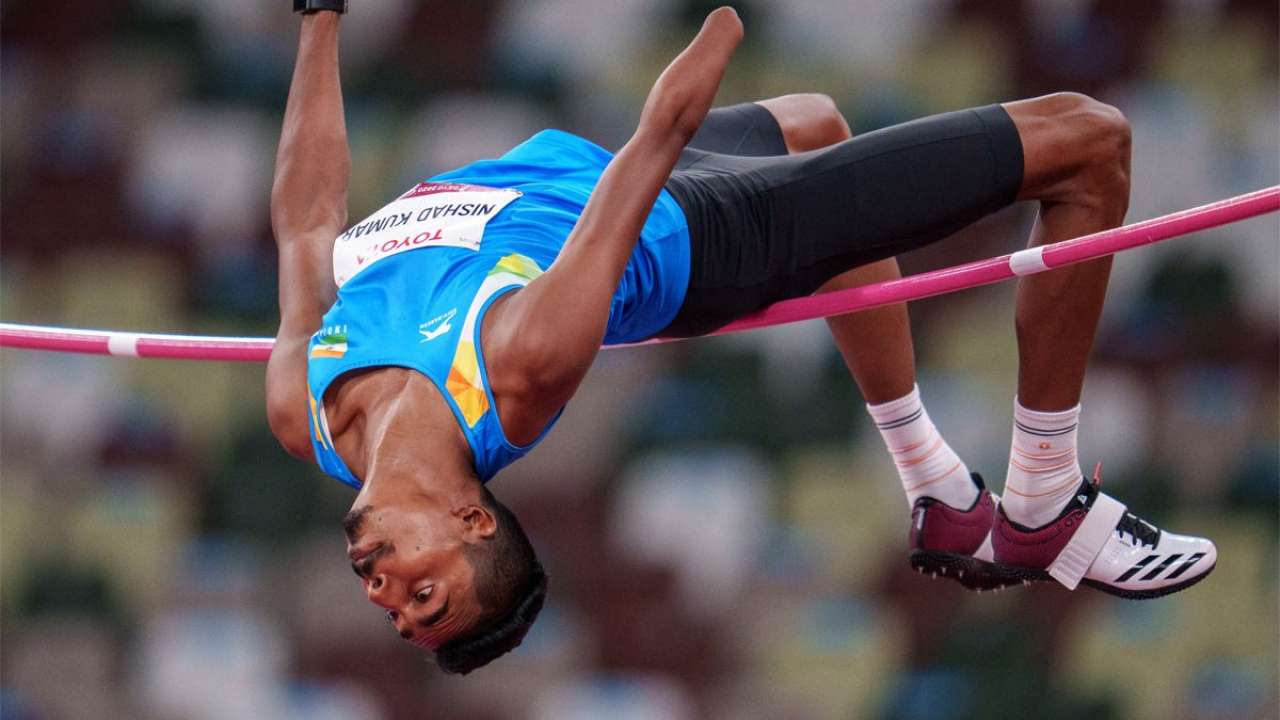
414;587;433;604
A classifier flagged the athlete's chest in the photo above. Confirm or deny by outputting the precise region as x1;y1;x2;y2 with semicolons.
321;358;499;479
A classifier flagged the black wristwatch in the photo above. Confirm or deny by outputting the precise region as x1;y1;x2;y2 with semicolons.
294;0;346;14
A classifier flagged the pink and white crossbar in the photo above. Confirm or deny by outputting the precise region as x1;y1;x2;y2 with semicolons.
2;186;1276;362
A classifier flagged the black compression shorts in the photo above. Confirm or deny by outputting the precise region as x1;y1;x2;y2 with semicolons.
658;101;1024;338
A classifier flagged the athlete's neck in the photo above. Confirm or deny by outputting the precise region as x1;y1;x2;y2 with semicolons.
325;367;477;500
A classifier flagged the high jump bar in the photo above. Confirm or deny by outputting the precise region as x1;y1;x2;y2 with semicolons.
1;185;1276;361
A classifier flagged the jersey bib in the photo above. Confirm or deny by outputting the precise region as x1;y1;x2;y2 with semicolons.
334;182;521;287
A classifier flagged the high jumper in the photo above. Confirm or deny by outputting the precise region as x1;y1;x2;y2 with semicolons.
261;1;1216;674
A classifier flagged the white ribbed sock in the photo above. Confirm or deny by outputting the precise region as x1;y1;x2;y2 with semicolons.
866;385;977;509
1001;398;1084;528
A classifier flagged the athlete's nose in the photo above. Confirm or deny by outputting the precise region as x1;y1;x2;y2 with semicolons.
366;573;393;607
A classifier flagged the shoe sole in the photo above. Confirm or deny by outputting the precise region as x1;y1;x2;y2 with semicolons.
910;551;1216;599
908;549;1024;592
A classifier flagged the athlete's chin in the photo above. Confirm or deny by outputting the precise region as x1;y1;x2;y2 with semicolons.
341;504;373;543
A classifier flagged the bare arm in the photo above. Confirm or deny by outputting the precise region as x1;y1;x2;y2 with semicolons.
265;11;350;460
485;7;743;443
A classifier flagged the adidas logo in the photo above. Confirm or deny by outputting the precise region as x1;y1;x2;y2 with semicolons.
1114;552;1205;583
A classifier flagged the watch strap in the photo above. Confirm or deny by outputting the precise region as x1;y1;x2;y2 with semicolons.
293;0;347;14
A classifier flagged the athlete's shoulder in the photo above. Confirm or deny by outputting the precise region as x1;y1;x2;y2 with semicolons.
430;129;614;193
498;129;614;167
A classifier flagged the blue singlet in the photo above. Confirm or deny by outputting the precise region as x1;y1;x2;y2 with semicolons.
305;130;691;488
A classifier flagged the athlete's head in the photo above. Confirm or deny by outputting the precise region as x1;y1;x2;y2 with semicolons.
343;484;547;674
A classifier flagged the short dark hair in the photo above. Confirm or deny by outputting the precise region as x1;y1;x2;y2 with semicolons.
434;486;548;674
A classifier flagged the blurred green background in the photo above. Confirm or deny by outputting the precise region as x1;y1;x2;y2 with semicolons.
1;1;1276;719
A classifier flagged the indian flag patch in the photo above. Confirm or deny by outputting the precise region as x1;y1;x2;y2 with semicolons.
310;325;349;359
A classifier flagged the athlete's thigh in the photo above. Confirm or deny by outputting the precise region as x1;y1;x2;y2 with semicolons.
661;104;1024;336
765;105;1022;273
677;102;788;170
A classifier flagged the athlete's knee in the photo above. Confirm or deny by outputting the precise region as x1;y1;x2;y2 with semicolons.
1011;92;1131;216
1061;93;1129;183
759;93;851;152
790;93;851;147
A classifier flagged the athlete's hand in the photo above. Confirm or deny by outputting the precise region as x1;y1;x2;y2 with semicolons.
638;6;743;143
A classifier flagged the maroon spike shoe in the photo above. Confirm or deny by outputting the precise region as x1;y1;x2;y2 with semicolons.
907;473;1015;592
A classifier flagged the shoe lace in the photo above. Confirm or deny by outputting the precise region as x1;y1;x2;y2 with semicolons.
1115;512;1160;549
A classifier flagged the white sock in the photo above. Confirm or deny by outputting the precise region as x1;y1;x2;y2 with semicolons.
1001;398;1084;528
866;385;977;509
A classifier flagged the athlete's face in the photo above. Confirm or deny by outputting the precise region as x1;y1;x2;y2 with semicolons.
343;502;488;649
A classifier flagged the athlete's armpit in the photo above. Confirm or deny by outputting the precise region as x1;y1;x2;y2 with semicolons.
266;333;316;462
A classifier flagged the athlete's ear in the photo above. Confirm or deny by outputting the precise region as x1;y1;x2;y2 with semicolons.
456;504;497;541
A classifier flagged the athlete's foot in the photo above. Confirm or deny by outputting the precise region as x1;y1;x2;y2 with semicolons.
991;466;1217;599
907;473;1020;592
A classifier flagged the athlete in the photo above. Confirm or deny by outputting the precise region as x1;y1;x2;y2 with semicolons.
266;3;1216;674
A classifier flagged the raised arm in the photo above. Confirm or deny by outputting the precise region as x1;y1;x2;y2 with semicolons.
485;7;743;442
265;10;350;460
